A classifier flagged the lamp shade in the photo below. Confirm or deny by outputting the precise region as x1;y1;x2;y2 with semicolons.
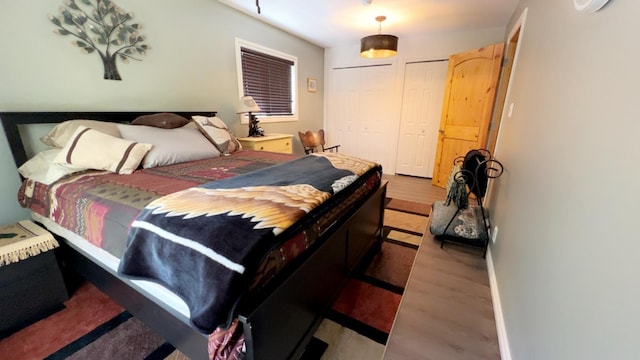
360;34;398;58
237;96;261;113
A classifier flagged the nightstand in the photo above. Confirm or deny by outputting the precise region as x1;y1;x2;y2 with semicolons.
0;221;68;337
237;133;293;154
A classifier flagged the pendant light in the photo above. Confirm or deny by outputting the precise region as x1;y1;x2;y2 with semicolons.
360;16;398;59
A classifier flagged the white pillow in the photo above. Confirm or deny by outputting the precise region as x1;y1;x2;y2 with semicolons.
40;120;121;148
18;149;88;185
192;116;242;154
117;124;221;168
54;126;152;174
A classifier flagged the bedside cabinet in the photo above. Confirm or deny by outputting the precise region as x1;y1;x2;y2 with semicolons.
0;221;68;338
237;133;293;154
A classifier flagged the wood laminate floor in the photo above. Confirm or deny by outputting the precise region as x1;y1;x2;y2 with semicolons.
381;174;500;360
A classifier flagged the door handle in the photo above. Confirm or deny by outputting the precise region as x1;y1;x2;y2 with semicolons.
438;129;445;134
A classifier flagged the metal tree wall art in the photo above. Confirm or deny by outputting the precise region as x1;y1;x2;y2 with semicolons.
49;0;150;80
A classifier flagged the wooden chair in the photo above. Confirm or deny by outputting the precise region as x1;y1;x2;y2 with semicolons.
298;129;340;154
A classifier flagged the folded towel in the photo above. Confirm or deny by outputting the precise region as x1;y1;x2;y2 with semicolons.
444;164;468;209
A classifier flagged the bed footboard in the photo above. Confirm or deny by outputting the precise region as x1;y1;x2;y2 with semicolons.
240;181;387;360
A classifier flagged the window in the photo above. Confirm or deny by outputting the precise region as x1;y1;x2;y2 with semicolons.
236;39;298;122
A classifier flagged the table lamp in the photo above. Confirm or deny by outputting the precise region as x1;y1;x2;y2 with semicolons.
237;96;263;137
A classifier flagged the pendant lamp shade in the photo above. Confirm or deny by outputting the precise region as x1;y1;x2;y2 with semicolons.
360;34;398;58
360;16;398;58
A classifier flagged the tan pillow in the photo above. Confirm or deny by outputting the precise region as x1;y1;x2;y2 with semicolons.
192;116;242;154
41;120;121;148
131;113;190;129
54;126;152;174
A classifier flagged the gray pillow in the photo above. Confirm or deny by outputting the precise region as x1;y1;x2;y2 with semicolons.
117;124;220;168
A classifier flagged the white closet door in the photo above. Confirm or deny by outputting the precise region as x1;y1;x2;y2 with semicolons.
395;61;448;178
327;65;395;172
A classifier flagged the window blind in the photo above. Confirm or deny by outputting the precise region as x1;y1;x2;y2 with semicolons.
240;47;294;116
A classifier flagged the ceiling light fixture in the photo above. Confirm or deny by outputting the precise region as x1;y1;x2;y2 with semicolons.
360;16;398;59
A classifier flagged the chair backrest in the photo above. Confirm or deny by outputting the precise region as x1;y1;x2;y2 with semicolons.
317;129;327;147
298;130;322;154
298;129;340;154
463;150;489;199
460;149;503;199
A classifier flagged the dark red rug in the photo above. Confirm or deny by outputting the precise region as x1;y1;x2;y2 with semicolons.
0;282;174;360
385;198;431;216
320;197;428;346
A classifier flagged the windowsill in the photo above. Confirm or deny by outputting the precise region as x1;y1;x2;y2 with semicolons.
239;114;298;124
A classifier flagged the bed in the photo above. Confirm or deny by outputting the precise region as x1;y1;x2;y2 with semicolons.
2;111;387;360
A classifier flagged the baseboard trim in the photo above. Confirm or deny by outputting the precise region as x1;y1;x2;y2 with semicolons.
486;247;512;360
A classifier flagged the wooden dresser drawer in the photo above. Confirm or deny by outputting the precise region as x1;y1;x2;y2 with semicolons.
238;134;293;154
253;138;292;153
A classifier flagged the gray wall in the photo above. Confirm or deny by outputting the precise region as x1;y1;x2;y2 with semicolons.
0;0;324;225
489;0;640;359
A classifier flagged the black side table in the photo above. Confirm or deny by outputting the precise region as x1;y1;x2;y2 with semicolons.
0;221;68;338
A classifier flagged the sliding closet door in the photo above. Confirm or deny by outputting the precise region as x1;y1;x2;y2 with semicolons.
395;60;448;178
326;64;396;172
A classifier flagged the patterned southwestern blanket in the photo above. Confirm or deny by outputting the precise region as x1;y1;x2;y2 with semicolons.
118;152;380;333
18;151;298;259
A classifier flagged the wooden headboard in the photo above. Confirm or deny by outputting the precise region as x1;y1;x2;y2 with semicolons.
1;111;217;169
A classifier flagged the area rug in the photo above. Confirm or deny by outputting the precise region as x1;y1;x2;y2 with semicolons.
0;198;430;360
309;198;430;359
0;281;176;360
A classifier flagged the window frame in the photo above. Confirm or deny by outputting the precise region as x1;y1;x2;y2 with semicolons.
235;38;298;123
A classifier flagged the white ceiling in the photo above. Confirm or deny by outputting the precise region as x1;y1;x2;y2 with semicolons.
218;0;520;48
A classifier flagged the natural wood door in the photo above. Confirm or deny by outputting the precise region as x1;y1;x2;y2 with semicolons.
395;60;448;178
431;43;504;187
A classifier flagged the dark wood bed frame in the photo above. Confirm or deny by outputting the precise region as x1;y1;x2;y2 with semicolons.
1;111;387;360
